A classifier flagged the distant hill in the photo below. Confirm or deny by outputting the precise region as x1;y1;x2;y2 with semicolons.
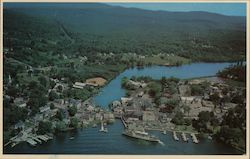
3;3;246;62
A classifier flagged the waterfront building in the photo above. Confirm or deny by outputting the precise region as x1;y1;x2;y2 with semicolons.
121;97;132;105
14;121;25;130
14;97;27;108
112;100;121;107
39;105;50;113
73;82;86;89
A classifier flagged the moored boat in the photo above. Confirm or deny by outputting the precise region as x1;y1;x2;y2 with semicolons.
122;129;160;142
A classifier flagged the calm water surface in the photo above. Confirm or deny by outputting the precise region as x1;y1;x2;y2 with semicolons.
94;62;235;107
4;62;241;154
5;120;241;154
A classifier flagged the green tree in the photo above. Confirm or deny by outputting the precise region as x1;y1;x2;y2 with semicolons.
38;76;48;88
171;111;184;125
160;77;167;87
50;103;55;109
55;121;67;132
37;121;53;135
49;90;59;101
56;109;64;121
183;105;191;116
148;82;161;98
70;117;78;129
210;92;221;108
68;105;77;116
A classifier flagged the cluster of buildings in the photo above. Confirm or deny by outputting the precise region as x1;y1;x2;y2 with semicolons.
110;77;242;133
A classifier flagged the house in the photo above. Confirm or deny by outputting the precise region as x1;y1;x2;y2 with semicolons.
14;121;25;130
19;103;27;108
82;113;95;122
121;97;132;105
178;85;191;97
69;99;82;109
39;105;50;113
86;105;95;112
113;107;123;117
138;91;144;97
130;111;143;120
201;100;214;108
181;96;195;104
128;80;147;88
142;111;157;121
127;117;139;122
62;119;70;125
54;99;65;105
50;109;58;117
14;97;27;108
34;114;43;122
112;100;121;107
124;106;137;115
95;113;102;120
73;82;86;89
103;112;115;122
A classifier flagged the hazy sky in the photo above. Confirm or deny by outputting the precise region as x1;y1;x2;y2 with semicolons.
108;3;246;16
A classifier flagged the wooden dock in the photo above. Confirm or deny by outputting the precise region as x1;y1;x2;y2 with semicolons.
120;116;128;128
191;133;199;144
27;138;37;146
5;133;53;148
181;132;188;142
32;137;42;144
173;131;179;141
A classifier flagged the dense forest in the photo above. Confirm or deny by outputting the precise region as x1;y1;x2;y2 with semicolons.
4;3;246;64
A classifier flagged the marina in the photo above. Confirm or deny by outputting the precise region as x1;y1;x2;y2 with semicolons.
5;132;53;147
4;120;241;154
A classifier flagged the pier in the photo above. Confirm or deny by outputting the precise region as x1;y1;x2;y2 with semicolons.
181;132;188;142
173;131;179;141
32;137;42;144
27;138;37;146
191;133;199;144
121;116;128;128
6;133;53;148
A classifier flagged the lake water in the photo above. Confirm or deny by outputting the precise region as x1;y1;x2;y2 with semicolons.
94;62;235;107
4;120;241;154
4;62;242;155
